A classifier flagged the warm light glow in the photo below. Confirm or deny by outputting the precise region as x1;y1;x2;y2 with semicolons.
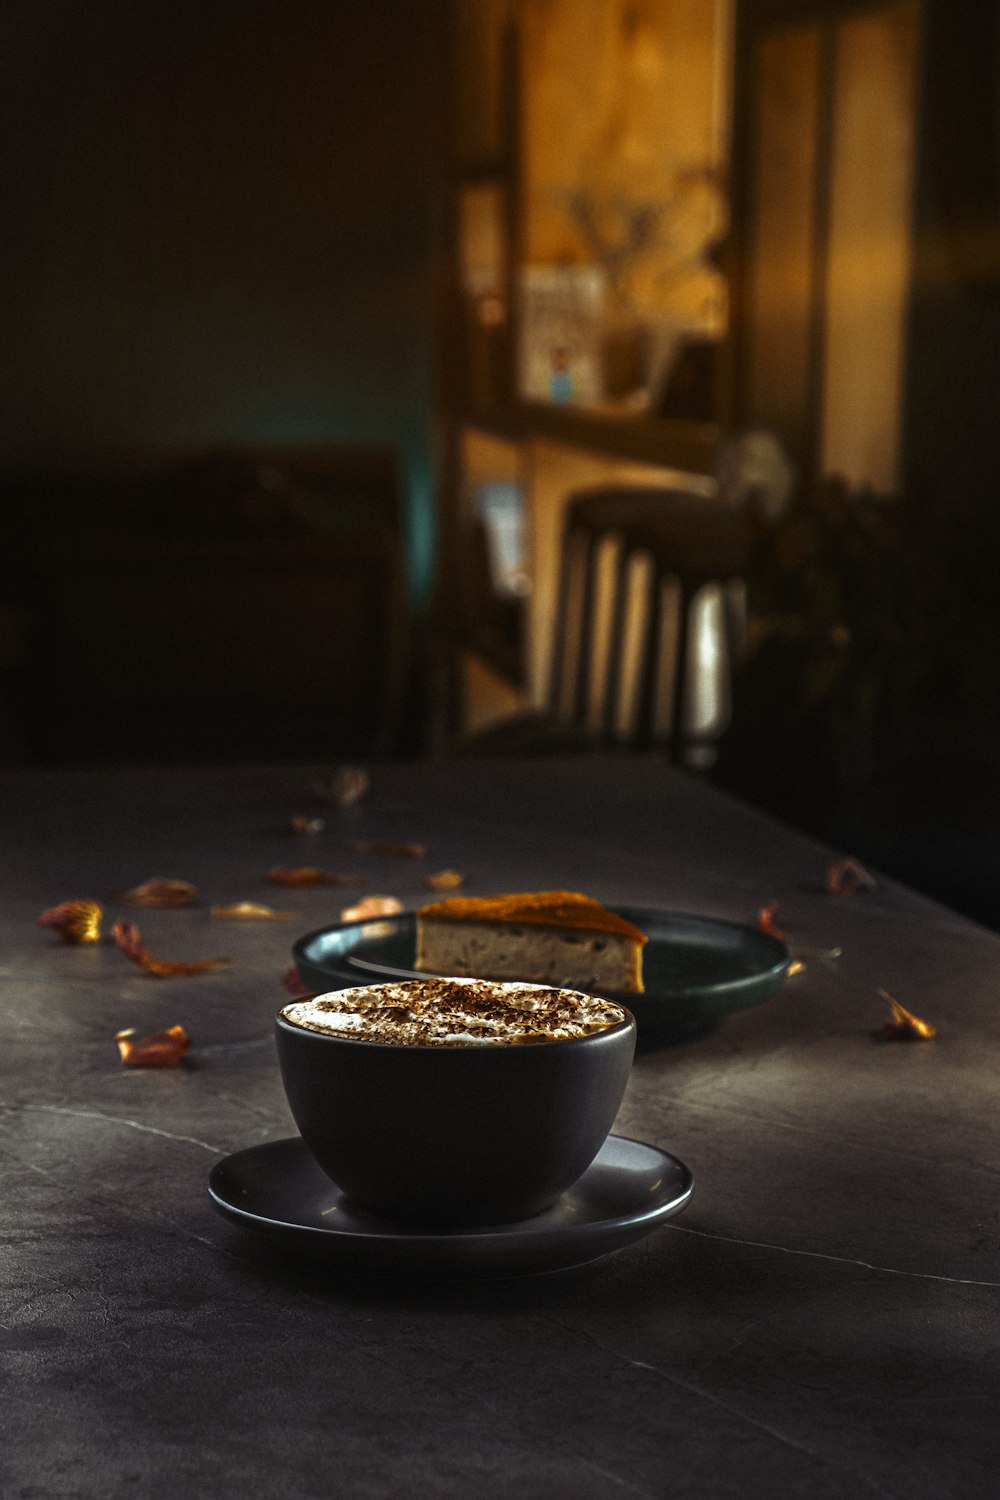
518;0;731;406
687;586;728;737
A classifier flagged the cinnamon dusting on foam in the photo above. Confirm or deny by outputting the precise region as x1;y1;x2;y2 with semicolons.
280;978;629;1047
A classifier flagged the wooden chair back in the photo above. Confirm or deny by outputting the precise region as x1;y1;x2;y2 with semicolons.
547;486;750;764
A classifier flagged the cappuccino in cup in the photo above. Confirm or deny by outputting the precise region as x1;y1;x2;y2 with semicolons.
275;977;636;1225
281;977;629;1047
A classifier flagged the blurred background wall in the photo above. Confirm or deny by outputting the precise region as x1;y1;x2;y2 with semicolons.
2;0;1000;933
0;0;443;605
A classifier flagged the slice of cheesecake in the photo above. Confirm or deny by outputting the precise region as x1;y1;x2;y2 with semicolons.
415;890;646;994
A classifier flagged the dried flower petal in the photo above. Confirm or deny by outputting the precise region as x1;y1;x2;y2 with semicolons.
312;766;370;807
879;988;937;1040
291;816;325;836
211;902;299;921
38;899;103;944
793;945;843;970
122;878;199;907
341;896;404;922
758;903;788;940
827;857;875;896
112;919;230;977
425;869;465;891
349;840;426;859
266;866;359;887
281;964;312;996
116;1025;192;1067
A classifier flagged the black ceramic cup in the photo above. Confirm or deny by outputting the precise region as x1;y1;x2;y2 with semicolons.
275;984;636;1228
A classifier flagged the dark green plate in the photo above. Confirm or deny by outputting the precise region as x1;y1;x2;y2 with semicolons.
291;906;790;1036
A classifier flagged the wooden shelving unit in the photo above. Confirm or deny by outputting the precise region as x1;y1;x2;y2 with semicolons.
437;2;728;726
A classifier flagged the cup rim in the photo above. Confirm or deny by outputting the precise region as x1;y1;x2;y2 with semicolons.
274;1005;636;1052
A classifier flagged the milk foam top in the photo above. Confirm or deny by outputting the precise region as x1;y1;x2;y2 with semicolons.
280;978;630;1047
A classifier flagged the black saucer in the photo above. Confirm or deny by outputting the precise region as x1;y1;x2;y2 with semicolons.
208;1135;693;1278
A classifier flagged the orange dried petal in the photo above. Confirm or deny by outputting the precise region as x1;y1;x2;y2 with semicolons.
266;866;358;887
112;918;230;977
142;954;230;977
281;964;312;996
349;841;426;859
312;766;370;807
210;902;298;921
113;918;154;967
758;902;788;940
116;1024;192;1067
879;988;937;1040
38;899;103;944
291;816;325;836
123;878;199;907
425;869;465;891
341;896;404;922
826;857;875;896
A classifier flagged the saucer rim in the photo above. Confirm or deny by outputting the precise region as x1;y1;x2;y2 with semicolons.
207;1134;694;1272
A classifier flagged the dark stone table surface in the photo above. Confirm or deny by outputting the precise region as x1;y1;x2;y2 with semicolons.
3;756;999;1498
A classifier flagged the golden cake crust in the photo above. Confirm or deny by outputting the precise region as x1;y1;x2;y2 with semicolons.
416;890;648;946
